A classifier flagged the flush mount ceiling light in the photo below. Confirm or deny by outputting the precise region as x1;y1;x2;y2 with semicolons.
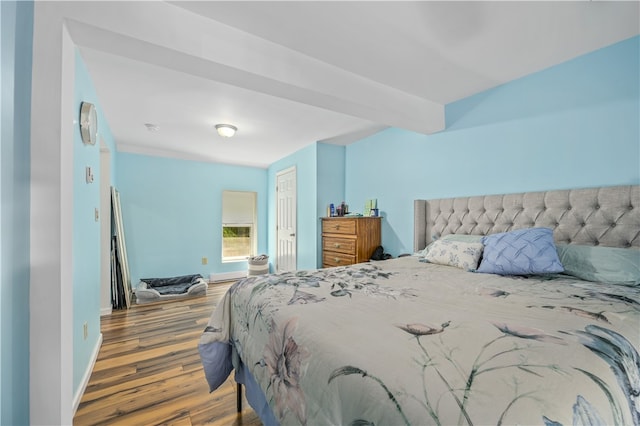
215;124;237;138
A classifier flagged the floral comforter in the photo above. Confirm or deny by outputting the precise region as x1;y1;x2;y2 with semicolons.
199;257;640;426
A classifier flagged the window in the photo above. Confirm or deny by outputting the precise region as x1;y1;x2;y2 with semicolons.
222;191;257;262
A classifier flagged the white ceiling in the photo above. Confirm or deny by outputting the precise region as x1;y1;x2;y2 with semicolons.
74;1;639;169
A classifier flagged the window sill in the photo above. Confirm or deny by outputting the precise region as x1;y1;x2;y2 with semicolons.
222;258;249;264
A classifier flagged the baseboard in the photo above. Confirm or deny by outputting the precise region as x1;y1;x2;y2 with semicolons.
100;306;112;316
209;271;246;283
72;332;103;415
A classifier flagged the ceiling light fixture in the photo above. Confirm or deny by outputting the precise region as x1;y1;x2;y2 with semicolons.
215;124;237;138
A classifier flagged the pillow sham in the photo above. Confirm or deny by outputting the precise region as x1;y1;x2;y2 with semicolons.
418;233;484;257
476;227;564;275
422;239;484;271
556;244;640;286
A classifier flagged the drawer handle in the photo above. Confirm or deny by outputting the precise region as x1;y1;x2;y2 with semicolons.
335;225;340;229
334;258;341;263
334;243;341;248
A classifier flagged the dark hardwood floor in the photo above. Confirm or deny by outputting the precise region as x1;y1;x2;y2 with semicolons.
73;282;262;426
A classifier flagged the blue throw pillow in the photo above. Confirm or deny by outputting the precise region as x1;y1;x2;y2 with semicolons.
477;227;564;275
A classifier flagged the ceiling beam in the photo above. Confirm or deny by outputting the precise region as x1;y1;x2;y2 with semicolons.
63;1;445;135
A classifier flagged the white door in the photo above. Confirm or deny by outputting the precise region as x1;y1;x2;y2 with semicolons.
276;167;297;272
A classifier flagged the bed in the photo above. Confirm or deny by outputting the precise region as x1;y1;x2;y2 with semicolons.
199;185;639;426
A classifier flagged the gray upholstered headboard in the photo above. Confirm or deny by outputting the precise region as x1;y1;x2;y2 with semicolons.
414;185;640;252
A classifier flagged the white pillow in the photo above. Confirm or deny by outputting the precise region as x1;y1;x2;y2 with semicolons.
422;239;484;271
418;234;484;257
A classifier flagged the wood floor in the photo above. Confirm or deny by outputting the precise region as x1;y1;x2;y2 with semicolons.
73;283;262;426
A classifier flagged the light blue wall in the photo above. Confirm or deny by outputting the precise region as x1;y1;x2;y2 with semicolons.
116;153;267;283
345;36;640;256
72;50;118;394
0;1;32;424
267;143;319;270
316;143;345;266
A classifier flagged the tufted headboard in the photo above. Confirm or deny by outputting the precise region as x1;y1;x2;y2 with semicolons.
414;185;640;252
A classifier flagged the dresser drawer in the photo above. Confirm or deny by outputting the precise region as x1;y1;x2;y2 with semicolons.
322;251;355;268
322;219;356;235
322;237;356;255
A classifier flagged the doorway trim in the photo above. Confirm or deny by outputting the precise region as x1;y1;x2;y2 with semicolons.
99;140;112;316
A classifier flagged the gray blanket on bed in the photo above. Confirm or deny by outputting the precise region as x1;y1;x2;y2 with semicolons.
199;257;639;425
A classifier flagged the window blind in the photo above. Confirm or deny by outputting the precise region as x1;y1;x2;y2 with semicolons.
222;191;256;224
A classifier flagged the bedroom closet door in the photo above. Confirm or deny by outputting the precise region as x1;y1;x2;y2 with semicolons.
276;167;297;272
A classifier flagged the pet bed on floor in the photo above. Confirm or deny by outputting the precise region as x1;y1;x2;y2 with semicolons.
136;274;207;304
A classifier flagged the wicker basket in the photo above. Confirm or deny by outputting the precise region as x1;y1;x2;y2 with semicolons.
248;255;269;276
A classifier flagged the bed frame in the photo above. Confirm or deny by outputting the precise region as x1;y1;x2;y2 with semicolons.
414;185;639;252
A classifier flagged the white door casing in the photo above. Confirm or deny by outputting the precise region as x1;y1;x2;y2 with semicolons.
276;167;296;272
99;140;112;315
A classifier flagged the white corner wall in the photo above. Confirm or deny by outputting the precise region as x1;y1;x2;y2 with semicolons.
30;4;75;424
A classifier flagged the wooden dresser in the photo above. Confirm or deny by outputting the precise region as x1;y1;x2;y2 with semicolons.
321;217;382;268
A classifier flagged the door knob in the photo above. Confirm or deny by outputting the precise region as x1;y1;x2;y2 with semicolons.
290;233;296;237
